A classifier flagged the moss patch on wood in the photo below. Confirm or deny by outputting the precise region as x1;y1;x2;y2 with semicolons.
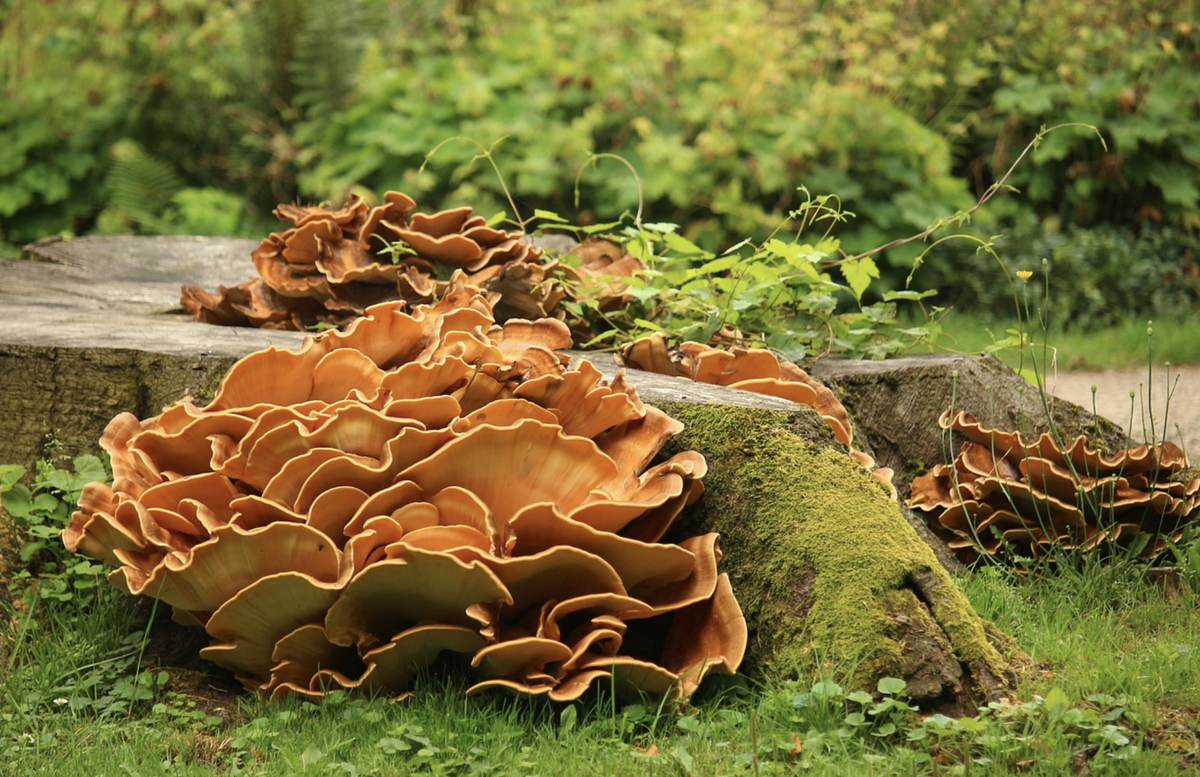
656;401;1022;704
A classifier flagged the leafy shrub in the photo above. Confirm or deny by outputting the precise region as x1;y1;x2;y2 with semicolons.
3;0;1197;320
296;0;974;286
0;0;281;252
916;220;1200;330
973;3;1200;229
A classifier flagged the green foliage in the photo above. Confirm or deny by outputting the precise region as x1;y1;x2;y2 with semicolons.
296;0;974;284
977;5;1200;229
551;188;945;360
4;0;1196;326
1169;524;1200;598
0;0;278;251
1;454;108;604
919;220;1200;331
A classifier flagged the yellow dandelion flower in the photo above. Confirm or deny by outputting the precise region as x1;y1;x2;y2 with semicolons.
1016;270;1033;281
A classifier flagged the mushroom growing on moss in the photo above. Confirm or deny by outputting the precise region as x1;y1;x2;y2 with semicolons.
617;333;896;499
69;274;746;701
909;410;1200;564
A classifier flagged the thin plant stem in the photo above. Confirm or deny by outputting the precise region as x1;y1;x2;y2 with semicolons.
841;123;1105;266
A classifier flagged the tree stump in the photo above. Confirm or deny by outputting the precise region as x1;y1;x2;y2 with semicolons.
812;354;1130;497
0;235;1031;709
659;402;1023;713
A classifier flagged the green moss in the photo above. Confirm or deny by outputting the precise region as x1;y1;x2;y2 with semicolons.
658;401;1015;691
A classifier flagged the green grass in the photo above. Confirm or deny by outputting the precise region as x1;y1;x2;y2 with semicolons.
925;314;1200;371
3;560;1199;776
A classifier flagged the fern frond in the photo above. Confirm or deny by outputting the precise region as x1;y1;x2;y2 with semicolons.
289;0;369;121
103;139;185;232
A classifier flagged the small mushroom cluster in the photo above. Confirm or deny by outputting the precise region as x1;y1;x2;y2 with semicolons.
180;192;649;335
67;276;746;701
482;236;646;331
617;334;896;499
181;192;544;330
909;410;1200;564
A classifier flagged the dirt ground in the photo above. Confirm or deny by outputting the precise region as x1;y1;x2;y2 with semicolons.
1045;363;1200;457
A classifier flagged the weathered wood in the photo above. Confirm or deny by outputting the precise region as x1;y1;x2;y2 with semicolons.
2;237;303;469
0;236;806;469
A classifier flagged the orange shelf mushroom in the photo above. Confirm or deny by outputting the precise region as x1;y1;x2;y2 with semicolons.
181;192;543;331
909;410;1200;564
617;333;896;499
68;275;746;701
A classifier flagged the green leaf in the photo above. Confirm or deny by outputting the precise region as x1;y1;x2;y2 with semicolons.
923;714;954;729
882;289;938;302
692;255;742;276
841;256;880;302
580;330;620;348
377;737;412;754
1042;687;1070;721
0;464;26;491
533;208;568;223
671;745;695;772
632;318;667;333
1;484;35;519
662;231;710;257
721;238;754;256
810;680;843;699
877;677;907;696
578;220;626;235
559;705;577;734
846;691;873;705
1147;163;1200;206
954;716;987;732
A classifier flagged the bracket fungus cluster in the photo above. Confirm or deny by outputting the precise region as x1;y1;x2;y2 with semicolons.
910;410;1200;564
181;191;545;330
179;190;646;335
67;276;746;701
617;333;896;499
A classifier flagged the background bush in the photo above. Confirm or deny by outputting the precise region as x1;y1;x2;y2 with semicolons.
1;0;1197;308
918;220;1200;330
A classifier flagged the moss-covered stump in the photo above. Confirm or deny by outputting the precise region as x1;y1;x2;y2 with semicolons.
660;401;1025;714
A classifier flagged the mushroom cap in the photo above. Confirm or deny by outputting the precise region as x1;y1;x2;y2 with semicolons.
910;409;1199;563
72;275;744;701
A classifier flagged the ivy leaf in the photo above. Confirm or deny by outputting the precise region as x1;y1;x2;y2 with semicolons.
841;256;880;302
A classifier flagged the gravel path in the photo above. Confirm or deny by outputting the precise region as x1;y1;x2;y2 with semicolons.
1045;364;1200;458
